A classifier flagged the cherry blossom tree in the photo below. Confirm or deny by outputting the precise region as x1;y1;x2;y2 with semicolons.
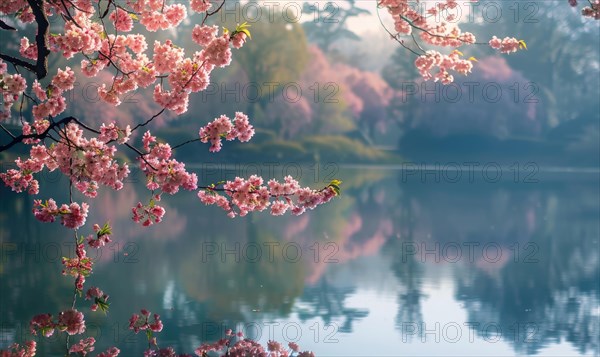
0;0;589;355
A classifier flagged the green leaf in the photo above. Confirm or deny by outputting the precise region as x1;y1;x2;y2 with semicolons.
328;179;343;196
329;179;342;186
519;40;527;50
235;22;252;39
97;222;112;237
96;297;110;314
129;13;139;20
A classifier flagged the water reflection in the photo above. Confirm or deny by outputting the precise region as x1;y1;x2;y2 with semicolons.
0;168;598;355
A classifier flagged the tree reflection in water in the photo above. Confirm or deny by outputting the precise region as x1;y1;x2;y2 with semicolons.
0;170;598;355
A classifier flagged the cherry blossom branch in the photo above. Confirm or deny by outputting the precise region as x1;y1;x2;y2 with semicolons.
0;0;52;79
202;0;226;25
376;7;422;56
58;0;83;28
132;62;206;131
0;116;76;152
171;138;201;150
132;108;167;132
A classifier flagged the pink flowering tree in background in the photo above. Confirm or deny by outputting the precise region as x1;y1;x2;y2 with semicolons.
1;0;592;355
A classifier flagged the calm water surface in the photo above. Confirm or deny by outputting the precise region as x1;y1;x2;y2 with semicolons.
1;167;598;356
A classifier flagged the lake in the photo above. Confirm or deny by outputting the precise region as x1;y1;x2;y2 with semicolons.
1;165;598;356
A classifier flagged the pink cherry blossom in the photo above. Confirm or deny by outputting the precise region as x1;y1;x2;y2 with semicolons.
129;310;163;333
86;223;112;248
19;37;37;60
0;70;27;121
288;342;300;352
298;352;316;357
379;0;525;83
61;243;93;292
200;34;232;68
85;286;109;311
192;25;219;47
191;0;212;13
0;341;36;357
96;347;121;357
199;112;255;152
489;36;522;54
581;0;600;19
69;337;95;356
198;175;339;218
32;199;89;229
132;201;166;226
57;309;85;335
231;32;247;49
30;314;55;337
109;8;133;32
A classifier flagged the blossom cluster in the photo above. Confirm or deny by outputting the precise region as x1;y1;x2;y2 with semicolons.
194;329;315;357
96;347;121;357
127;1;186;32
132;199;166;227
489;36;522;54
415;50;474;84
85;286;110;312
129;309;164;334
140;131;198;194
61;243;93;291
32;199;89;229
1;123;130;198
51;123;130;197
30;67;75;121
0;59;26;121
198;175;340;218
69;337;95;356
0;0;246;121
87;223;113;249
58;309;86;335
0;341;36;357
379;0;525;83
133;129;199;226
582;0;600;19
30;309;86;337
99;123;132;145
199;112;255;152
0;154;44;195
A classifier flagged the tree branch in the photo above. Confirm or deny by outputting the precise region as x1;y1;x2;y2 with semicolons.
0;19;17;31
28;0;51;79
0;116;80;152
0;0;51;79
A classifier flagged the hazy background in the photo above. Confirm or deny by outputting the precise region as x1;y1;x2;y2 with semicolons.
1;0;598;167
